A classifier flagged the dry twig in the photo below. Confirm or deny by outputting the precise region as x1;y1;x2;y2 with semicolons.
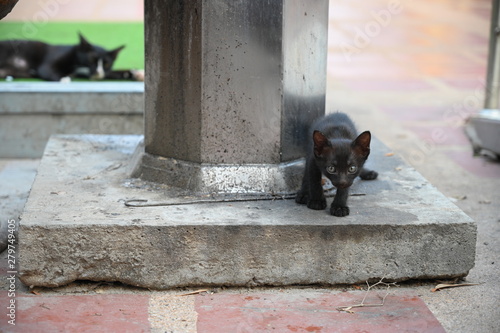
337;277;398;314
431;282;481;292
176;289;210;296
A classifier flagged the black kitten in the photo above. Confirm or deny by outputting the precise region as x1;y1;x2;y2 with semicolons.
0;33;139;81
295;112;378;217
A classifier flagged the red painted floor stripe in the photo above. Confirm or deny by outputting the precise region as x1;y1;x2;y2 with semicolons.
195;292;446;333
1;292;150;333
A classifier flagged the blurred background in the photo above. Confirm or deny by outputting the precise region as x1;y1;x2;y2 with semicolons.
325;0;499;178
0;0;144;71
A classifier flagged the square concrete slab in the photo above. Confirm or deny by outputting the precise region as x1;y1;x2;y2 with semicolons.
19;135;476;289
1;292;150;333
195;291;446;333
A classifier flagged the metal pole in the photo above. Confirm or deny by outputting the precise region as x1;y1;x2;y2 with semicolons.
484;0;500;109
466;0;500;158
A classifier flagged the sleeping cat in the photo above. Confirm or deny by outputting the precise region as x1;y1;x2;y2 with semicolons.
295;112;378;217
0;33;142;81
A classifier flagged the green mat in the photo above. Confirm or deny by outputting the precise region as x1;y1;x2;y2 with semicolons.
0;22;144;70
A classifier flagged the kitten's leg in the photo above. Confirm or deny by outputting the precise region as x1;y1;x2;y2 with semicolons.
359;167;378;180
330;187;350;217
306;163;327;210
295;169;309;205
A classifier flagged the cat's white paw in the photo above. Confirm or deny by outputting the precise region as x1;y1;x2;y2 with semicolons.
131;69;144;81
60;77;71;84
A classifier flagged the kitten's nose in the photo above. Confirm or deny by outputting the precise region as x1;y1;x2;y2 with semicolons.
337;181;349;189
337;177;351;189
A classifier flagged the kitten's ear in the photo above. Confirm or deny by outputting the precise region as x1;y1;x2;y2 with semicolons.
313;130;330;157
352;131;371;157
78;33;92;51
108;45;125;60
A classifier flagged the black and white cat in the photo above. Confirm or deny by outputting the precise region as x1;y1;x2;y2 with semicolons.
0;33;142;81
295;112;378;217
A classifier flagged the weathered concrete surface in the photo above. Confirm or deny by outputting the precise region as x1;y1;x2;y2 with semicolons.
0;159;39;253
144;0;327;164
140;0;327;194
0;82;144;158
19;135;476;289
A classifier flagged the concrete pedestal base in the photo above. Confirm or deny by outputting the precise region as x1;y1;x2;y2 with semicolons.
130;141;304;194
19;135;476;289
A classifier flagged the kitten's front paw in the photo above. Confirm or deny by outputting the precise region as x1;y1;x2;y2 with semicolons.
307;199;327;210
330;205;350;217
360;169;378;180
295;191;308;205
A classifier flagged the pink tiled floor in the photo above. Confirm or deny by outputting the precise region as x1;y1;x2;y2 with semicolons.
0;290;445;333
1;292;151;333
328;1;490;85
328;0;500;178
195;292;445;333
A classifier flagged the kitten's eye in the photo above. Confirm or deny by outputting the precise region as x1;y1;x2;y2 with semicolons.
348;165;357;174
326;166;336;174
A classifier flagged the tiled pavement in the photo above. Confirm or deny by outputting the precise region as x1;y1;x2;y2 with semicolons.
194;292;445;333
1;0;500;332
1;289;446;333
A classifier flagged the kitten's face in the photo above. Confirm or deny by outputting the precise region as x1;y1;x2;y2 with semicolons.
76;34;124;80
313;131;371;189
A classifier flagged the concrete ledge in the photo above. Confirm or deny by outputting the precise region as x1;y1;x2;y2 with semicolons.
19;135;477;289
0;82;144;113
0;82;144;158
